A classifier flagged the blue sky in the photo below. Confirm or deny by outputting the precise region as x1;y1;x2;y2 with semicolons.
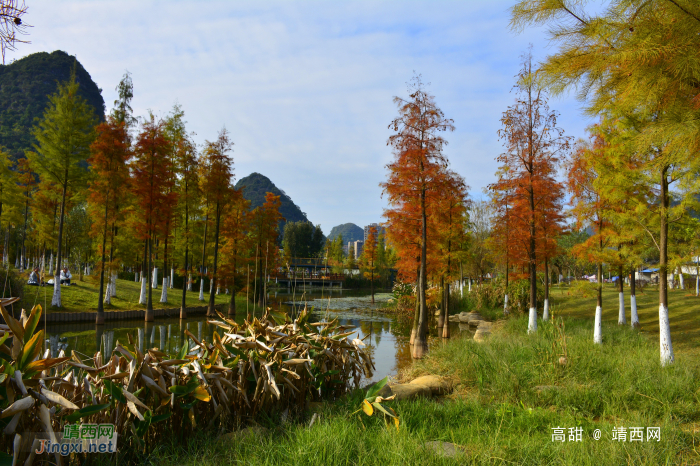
8;0;595;233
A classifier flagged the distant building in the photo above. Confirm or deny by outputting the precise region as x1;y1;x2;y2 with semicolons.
348;240;363;259
364;223;386;243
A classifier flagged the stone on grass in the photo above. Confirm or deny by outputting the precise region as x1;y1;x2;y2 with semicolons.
473;328;490;343
387;383;432;401
409;375;452;396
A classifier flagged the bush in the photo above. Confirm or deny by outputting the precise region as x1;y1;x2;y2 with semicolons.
469;278;544;313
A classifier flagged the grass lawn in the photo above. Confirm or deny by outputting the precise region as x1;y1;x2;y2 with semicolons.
548;282;700;352
114;287;700;465
21;275;245;313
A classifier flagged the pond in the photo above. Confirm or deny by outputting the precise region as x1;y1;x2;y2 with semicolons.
43;289;469;385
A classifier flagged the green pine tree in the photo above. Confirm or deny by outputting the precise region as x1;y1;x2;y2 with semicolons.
29;71;96;307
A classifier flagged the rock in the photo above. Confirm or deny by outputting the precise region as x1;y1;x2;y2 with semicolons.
458;314;470;323
409;375;451;396
477;321;493;330
458;323;470;332
425;441;465;458
473;328;490;343
467;312;483;323
448;315;460;323
388;383;432;400
218;426;268;444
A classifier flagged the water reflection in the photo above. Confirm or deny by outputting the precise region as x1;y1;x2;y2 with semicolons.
42;290;472;385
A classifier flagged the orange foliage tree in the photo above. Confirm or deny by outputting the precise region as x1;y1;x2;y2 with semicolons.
220;188;251;317
87;117;132;324
200;128;234;317
132;116;176;321
382;74;456;357
494;50;570;333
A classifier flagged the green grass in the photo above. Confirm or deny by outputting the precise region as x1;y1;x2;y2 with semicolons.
21;275;245;313
108;300;700;466
548;283;700;352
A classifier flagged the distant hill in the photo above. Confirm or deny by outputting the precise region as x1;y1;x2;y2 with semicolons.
0;50;106;160
235;172;311;229
328;223;363;243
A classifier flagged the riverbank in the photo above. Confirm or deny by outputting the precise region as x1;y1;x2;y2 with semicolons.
19;277;244;313
113;305;699;465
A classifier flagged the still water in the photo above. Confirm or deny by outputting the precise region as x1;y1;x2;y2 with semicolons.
43;289;466;385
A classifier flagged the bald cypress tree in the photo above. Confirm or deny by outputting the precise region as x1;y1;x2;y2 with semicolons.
30;72;96;308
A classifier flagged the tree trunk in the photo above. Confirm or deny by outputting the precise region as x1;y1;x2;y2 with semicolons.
437;276;445;329
409;261;420;345
208;204;222;317
145;235;154;321
413;185;429;359
96;202;109;325
594;261;603;344
543;256;550;321
442;282;450;338
630;267;639;329
659;166;674;365
52;182;69;308
139;241;148;305
618;265;626;324
228;257;237;317
181;244;188;319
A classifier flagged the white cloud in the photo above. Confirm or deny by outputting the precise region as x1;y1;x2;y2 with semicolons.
8;0;594;233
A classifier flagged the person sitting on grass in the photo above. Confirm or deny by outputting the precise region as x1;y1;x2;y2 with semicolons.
27;268;42;286
60;267;72;286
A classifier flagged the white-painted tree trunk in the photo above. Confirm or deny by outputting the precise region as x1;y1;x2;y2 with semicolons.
468;279;472;293
543;299;550;321
48;254;53;276
659;303;674;365
188;274;192;291
503;294;509;315
14;256;19;268
679;268;684;290
594;306;602;344
160;277;168;303
51;276;61;307
199;278;204;301
170;268;174;289
110;273;117;297
618;292;626;324
104;280;112;304
527;307;537;333
630;295;639;328
135;272;139;283
216;286;220;295
139;277;147;305
152;268;158;289
460;279;463;298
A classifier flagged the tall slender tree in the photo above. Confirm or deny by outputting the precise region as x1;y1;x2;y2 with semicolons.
382;75;455;359
201;128;234;317
88;117;131;324
496;49;571;333
132;116;175;321
30;73;96;307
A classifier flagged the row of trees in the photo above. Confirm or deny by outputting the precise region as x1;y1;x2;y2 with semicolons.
2;71;286;324
506;0;700;366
